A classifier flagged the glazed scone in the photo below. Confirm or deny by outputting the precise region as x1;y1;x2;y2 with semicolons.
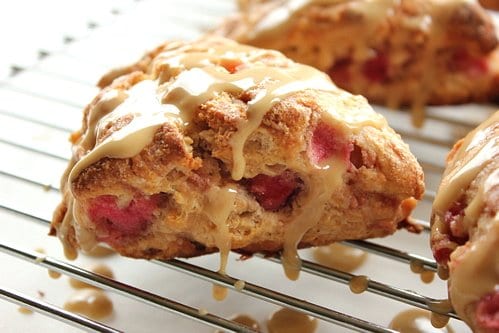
51;36;424;280
218;0;499;125
431;111;498;332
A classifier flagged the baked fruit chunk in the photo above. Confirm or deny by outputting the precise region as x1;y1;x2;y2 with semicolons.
431;111;498;332
218;0;499;125
51;36;424;280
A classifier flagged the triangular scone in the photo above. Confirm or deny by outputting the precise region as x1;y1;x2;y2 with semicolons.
218;0;499;125
431;111;498;333
51;36;424;279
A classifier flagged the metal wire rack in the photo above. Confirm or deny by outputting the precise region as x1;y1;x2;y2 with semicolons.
1;1;497;332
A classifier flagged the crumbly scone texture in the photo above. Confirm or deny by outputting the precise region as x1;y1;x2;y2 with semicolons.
51;36;424;260
430;111;498;333
218;0;499;108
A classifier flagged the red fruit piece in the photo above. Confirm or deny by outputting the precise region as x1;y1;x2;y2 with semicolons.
246;171;300;211
88;194;160;237
444;201;469;245
476;292;499;330
309;122;352;165
432;245;454;266
450;49;488;77
432;200;470;265
362;52;388;82
328;58;352;87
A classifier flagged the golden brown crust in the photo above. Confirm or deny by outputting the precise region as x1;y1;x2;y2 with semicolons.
96;43;171;89
218;0;499;108
52;36;424;262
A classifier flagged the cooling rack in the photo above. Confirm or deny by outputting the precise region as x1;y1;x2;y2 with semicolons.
0;1;497;332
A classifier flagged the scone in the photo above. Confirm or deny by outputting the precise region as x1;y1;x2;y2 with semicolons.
219;0;499;125
51;36;424;280
431;111;498;332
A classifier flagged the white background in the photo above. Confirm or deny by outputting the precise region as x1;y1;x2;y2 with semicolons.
0;1;497;332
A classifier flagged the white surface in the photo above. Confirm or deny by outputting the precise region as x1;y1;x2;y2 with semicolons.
0;1;496;332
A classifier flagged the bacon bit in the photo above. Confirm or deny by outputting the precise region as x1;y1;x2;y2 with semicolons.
362;52;388;82
450;49;488;77
476;292;499;330
88;194;164;238
309;122;353;165
246;171;301;211
328;58;352;87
